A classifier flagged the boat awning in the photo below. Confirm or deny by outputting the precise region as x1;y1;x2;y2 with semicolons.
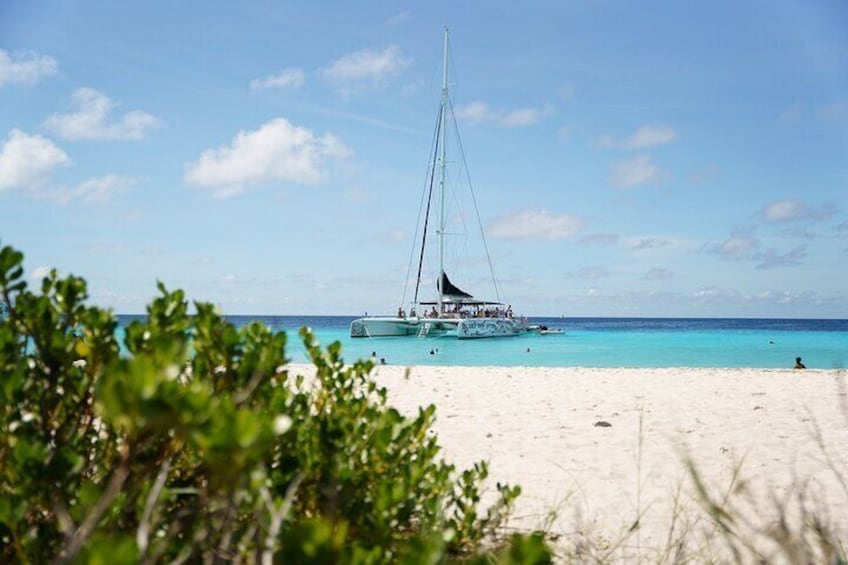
419;300;504;306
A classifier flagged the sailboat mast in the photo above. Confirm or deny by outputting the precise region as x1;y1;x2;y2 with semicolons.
437;28;449;316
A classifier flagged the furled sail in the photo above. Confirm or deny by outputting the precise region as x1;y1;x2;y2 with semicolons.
437;271;473;298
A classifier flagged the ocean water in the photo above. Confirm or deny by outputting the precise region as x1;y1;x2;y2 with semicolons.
117;316;848;369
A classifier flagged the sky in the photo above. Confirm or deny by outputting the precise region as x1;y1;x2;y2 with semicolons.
1;1;847;317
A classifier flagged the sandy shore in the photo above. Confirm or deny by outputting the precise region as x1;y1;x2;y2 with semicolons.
291;364;848;559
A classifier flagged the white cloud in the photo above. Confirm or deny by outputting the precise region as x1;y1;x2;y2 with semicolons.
762;199;805;221
501;107;547;127
0;129;135;202
0;129;70;191
705;236;760;258
0;49;58;87
761;199;837;223
249;68;305;91
609;155;661;188
30;266;52;281
184;117;351;198
454;101;491;123
455;101;552;128
44;88;161;140
52;174;137;204
595;124;677;149
323;45;411;94
488;209;584;240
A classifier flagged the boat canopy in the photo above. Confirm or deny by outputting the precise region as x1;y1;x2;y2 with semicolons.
419;299;504;306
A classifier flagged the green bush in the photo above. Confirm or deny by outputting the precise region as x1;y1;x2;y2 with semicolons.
0;244;551;564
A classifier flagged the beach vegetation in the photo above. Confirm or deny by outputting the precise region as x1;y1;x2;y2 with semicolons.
0;243;551;564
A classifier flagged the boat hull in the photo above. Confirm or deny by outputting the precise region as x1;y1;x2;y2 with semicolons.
350;316;526;339
349;317;463;338
456;318;528;339
350;317;415;337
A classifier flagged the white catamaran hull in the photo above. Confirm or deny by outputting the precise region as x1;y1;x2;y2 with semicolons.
350;316;526;339
456;318;527;339
350;317;461;338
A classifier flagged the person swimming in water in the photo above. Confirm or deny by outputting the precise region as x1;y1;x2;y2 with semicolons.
794;356;806;369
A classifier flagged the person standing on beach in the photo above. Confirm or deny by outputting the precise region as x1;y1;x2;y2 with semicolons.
794;356;806;369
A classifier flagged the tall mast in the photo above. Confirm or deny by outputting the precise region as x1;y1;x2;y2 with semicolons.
437;27;449;316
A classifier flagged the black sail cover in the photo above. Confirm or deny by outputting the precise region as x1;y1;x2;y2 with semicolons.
437;271;473;298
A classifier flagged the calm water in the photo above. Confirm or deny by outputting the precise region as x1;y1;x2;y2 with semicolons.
118;316;848;369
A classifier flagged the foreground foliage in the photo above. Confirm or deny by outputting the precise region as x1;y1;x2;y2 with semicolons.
0;244;551;564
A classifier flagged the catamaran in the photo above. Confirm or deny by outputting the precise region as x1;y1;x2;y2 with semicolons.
350;29;529;340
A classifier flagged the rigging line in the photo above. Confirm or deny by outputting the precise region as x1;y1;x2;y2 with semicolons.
413;107;444;306
402;104;444;310
447;97;505;305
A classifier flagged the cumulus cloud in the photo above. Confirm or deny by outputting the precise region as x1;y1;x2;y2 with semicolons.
0;49;58;87
454;101;552;128
760;199;837;223
609;155;662;188
323;45;411;94
487;209;584;240
184;117;351;198
249;68;305;91
0;129;70;191
44;88;161;140
595;124;677;149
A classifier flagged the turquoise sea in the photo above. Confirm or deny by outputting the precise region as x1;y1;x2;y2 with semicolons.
119;316;848;369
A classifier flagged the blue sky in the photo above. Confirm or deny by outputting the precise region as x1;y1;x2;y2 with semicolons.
1;1;846;317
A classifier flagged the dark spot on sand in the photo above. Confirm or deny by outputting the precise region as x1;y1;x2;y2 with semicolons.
594;420;612;428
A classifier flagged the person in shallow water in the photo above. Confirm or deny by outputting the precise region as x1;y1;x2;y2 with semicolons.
794;356;806;369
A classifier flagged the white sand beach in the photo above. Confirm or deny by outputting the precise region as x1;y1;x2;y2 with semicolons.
293;364;848;560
